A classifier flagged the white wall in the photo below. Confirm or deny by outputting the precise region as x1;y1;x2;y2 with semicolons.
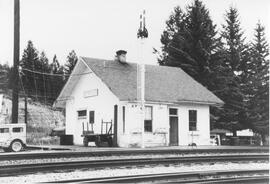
177;104;210;145
118;103;210;147
118;103;168;147
65;68;119;145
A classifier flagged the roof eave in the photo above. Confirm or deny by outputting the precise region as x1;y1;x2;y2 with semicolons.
120;99;224;106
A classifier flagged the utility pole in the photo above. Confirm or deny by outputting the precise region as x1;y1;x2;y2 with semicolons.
137;10;148;148
25;96;27;124
12;0;20;124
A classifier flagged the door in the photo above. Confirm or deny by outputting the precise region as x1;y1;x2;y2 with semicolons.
169;108;178;145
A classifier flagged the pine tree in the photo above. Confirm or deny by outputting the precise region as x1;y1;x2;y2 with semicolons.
64;50;78;75
157;6;186;66
156;0;228;127
49;55;64;101
0;63;11;93
20;40;40;98
219;7;250;136
248;22;269;143
39;51;50;72
50;55;60;74
157;0;230;129
157;0;222;90
39;51;50;104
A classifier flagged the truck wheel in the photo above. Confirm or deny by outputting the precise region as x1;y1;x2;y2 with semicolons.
10;140;23;152
83;137;89;147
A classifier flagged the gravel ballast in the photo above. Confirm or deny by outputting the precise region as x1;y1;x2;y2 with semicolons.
0;152;265;166
0;162;268;183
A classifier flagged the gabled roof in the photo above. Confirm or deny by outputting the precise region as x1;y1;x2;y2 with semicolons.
81;57;223;105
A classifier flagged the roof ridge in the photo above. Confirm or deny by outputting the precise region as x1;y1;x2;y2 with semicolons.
81;56;189;71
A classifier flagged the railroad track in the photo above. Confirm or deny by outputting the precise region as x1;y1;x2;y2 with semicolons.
0;147;268;161
0;154;268;177
53;169;269;183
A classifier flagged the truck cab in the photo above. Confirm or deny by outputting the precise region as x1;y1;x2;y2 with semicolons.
0;123;26;152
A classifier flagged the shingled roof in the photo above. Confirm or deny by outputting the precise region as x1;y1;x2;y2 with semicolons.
81;57;223;105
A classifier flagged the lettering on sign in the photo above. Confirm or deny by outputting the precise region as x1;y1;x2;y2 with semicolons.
84;89;98;98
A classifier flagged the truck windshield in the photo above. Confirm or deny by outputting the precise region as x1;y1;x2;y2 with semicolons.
12;127;23;133
0;128;9;133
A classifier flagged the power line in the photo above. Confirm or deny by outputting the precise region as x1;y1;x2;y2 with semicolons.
21;68;92;76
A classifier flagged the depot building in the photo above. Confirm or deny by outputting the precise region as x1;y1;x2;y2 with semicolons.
54;51;223;147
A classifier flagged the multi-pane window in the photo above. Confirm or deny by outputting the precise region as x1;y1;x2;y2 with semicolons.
78;110;87;119
169;108;178;116
12;127;23;133
0;128;9;133
189;110;197;131
144;106;153;132
89;111;95;123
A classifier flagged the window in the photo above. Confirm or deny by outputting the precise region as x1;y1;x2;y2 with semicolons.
189;110;197;131
144;106;153;132
12;127;23;133
0;128;9;133
169;108;178;116
78;110;87;119
123;106;126;133
89;111;95;123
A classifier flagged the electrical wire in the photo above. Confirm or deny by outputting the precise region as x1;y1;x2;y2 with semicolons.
21;68;92;76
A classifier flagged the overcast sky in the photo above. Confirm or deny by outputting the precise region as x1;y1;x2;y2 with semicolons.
0;0;269;66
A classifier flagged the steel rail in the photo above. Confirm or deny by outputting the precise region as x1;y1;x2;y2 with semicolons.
194;176;269;184
52;169;269;183
0;147;268;161
0;154;268;177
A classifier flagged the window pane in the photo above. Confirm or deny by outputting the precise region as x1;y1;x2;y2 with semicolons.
0;128;9;133
189;110;197;131
78;110;87;118
189;110;197;122
144;120;152;132
145;106;152;120
169;108;178;116
189;122;197;131
13;127;23;133
89;111;95;123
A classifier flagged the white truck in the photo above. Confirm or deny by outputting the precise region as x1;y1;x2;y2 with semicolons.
0;123;26;152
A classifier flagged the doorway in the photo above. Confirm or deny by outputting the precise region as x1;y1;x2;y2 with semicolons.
169;108;178;146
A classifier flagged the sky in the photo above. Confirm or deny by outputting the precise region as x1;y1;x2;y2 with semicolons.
0;0;269;66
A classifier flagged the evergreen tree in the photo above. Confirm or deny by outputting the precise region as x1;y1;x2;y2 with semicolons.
248;22;269;143
157;0;228;128
20;41;39;70
157;0;222;90
219;7;249;135
221;7;246;73
64;50;78;75
50;55;60;74
157;6;186;66
20;40;40;98
39;51;50;104
39;51;50;72
49;55;65;101
0;63;11;93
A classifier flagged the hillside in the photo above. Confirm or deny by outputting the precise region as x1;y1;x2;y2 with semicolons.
0;94;65;145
